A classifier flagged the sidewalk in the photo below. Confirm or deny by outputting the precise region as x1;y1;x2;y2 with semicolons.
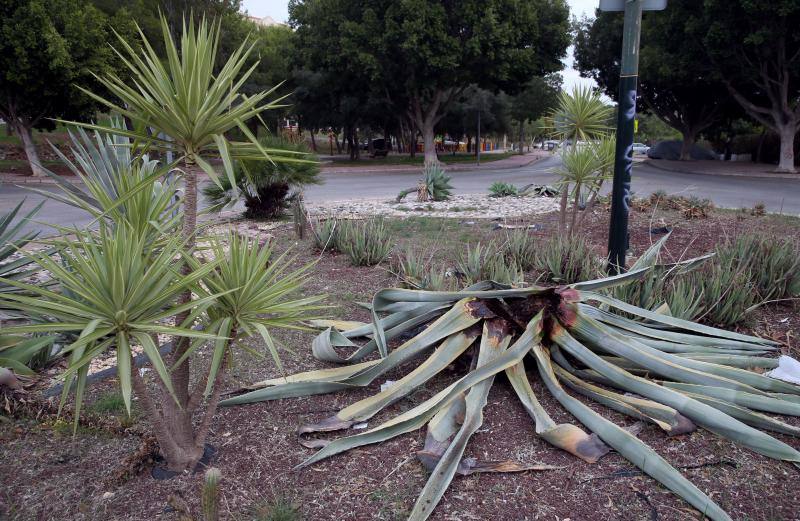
0;151;550;185
645;159;800;180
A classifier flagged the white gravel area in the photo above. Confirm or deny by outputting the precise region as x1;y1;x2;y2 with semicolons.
306;194;559;219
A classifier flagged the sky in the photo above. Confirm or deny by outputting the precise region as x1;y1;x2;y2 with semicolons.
240;0;600;91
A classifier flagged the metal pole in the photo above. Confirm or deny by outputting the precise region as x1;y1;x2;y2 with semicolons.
607;0;644;274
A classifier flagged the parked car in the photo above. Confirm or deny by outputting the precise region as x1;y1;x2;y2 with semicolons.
632;142;650;155
360;138;386;151
544;140;559;151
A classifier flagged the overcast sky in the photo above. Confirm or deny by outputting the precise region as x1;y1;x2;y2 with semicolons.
240;0;600;91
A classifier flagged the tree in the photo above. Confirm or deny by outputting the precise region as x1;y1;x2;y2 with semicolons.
381;0;569;165
701;0;800;172
289;0;570;165
0;0;115;176
509;74;561;154
574;3;738;160
64;17;294;470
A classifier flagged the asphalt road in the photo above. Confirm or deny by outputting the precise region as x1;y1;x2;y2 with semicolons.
2;155;799;236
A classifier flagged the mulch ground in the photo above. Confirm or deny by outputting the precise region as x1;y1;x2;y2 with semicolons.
1;204;799;521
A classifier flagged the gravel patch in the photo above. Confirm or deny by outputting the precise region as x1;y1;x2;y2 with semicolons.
306;194;559;219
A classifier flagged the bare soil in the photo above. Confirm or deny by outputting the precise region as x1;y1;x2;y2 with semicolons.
2;206;799;521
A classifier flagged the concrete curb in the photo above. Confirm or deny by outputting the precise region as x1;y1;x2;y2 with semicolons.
645;160;800;180
319;153;549;175
0;154;551;185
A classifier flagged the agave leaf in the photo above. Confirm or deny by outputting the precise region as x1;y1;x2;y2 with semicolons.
580;304;775;352
295;314;542;470
580;291;777;346
554;365;695;435
680;392;800;438
531;343;732;521
300;329;479;433
576;316;799;395
409;319;513;520
505;360;609;462
553;322;800;464
661;382;800;416
672;355;779;369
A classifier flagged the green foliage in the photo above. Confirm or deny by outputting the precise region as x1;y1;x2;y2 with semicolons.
0;0;116;174
33;125;182;242
72;15;285;198
202;136;320;219
336;219;393;267
500;229;538;271
310;217;339;252
716;234;800;302
548;86;613;142
535;235;602;284
202;467;221;521
393;246;454;291
488;182;518;198
248;494;301;521
88;392;127;415
397;164;453;202
457;242;523;287
0;200;41;299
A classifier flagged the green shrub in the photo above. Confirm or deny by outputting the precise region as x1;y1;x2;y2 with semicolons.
337;219;393;266
687;257;759;327
535;235;603;284
717;234;800;301
500;229;538;271
310;217;339;251
203;135;321;219
457;242;523;286
488;182;518;198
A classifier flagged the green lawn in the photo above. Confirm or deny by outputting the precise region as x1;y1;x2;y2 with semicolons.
326;151;515;167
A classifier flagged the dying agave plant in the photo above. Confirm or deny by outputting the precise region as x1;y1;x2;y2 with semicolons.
222;254;799;520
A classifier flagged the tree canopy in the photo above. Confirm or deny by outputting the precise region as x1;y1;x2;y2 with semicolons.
289;0;570;163
574;1;739;160
0;0;116;176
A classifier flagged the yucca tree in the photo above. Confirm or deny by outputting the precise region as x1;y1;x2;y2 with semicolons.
71;16;296;241
63;15;316;438
546;87;614;234
223;261;800;521
0;219;324;469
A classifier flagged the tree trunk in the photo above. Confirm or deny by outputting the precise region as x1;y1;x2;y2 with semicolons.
777;123;797;173
518;121;525;156
422;120;438;165
309;129;317;152
408;129;416;158
679;131;696;161
16;123;45;177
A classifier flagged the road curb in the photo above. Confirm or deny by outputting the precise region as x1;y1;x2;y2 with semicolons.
319;153;550;175
645;160;800;180
0;154;551;185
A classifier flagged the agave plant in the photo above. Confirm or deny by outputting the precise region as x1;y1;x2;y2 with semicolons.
222;264;800;521
397;163;453;202
28;126;182;242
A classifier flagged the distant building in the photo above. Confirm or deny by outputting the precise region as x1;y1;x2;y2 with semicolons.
245;15;284;27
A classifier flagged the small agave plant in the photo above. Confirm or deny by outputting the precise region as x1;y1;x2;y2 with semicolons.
396;163;453;202
223;261;800;521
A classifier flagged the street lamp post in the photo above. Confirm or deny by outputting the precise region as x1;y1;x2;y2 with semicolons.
601;0;666;273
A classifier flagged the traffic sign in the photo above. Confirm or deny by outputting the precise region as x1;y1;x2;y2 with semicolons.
599;0;667;11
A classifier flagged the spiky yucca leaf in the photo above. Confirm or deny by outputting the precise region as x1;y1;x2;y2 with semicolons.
222;264;797;521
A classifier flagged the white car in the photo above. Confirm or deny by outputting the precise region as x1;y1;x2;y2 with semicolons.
633;142;650;155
